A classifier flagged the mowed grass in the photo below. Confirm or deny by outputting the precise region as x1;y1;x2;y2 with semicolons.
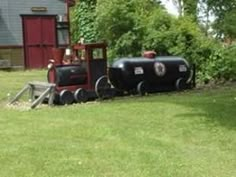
0;70;236;177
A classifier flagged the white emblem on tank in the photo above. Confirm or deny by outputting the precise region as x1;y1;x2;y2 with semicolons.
179;65;187;72
134;67;144;75
154;62;166;77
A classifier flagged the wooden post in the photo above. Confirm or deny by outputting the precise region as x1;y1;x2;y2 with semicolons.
9;85;29;104
9;81;56;109
31;87;51;109
29;85;35;102
48;87;55;106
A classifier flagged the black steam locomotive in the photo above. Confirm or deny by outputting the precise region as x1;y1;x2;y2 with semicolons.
47;42;195;105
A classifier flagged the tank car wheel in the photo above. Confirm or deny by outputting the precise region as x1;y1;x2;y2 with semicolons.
74;88;88;103
137;81;147;96
175;78;187;91
59;90;74;105
95;75;113;99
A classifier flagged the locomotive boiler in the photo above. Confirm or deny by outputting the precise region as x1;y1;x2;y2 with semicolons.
108;56;195;95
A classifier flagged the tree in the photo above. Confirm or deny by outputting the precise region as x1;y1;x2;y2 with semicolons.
183;0;198;21
222;9;236;42
168;0;184;16
168;0;236;41
168;0;198;21
203;0;236;40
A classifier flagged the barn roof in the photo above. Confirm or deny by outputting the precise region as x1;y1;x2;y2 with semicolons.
64;0;76;7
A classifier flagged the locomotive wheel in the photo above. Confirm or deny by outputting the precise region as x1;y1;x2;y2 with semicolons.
59;90;74;105
175;78;187;91
95;75;113;99
74;88;88;103
137;81;147;96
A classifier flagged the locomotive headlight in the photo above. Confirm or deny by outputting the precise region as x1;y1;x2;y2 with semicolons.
47;63;53;69
154;62;166;77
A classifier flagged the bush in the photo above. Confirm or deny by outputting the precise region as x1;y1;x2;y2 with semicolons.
71;0;236;82
222;45;236;80
71;0;97;43
95;0;146;60
197;44;236;83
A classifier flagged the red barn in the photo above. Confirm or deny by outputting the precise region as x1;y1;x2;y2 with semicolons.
0;0;75;69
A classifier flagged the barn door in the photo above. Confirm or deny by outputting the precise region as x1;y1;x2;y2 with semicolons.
22;15;57;69
41;17;57;67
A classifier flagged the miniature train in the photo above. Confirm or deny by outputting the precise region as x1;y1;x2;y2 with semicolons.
47;42;195;105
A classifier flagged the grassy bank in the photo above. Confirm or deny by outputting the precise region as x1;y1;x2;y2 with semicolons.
0;70;235;177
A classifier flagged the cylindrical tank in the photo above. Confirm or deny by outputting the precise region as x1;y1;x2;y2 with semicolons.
47;65;87;87
108;56;192;92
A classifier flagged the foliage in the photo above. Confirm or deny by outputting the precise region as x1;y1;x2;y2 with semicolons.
1;71;236;177
169;0;198;21
183;0;198;19
71;0;97;43
220;9;236;40
95;0;137;58
203;0;236;40
95;0;162;59
142;14;235;82
197;44;236;83
170;0;236;41
141;7;175;55
71;0;236;82
222;45;236;79
143;15;203;60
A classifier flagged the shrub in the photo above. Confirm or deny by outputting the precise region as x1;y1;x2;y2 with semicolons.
71;0;236;82
71;0;97;43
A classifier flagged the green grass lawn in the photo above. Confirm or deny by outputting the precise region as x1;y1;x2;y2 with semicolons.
0;70;236;177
